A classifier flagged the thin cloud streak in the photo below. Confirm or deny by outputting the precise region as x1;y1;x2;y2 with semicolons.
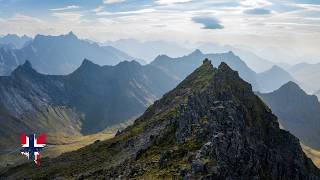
50;5;80;11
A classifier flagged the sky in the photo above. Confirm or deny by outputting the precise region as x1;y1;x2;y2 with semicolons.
0;0;319;63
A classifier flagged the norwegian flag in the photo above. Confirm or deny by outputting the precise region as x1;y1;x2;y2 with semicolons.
20;133;46;166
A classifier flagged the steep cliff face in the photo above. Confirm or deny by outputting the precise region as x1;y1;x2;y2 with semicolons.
1;60;319;179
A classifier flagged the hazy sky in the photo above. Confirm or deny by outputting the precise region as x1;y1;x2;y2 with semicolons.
0;0;319;63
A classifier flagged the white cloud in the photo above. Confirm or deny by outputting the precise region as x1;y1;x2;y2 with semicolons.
240;0;272;8
103;0;125;4
155;0;192;5
93;6;105;13
8;14;44;23
50;5;80;11
96;8;156;16
0;14;47;36
294;3;320;11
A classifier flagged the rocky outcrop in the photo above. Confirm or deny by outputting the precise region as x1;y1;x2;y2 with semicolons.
1;60;319;179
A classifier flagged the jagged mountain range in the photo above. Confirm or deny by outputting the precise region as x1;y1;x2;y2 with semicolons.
0;59;177;150
1;60;318;179
258;81;320;150
197;43;276;72
1;33;313;95
0;49;299;150
0;32;140;75
151;49;295;93
0;34;32;49
105;39;279;73
0;33;296;94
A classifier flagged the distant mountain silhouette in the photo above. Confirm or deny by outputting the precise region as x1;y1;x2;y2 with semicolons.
257;65;296;92
258;82;320;150
0;34;32;49
105;39;282;73
151;50;260;90
0;32;141;75
288;62;320;93
199;43;275;72
151;49;295;93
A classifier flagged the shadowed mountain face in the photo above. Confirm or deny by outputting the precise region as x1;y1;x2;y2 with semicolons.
0;60;177;150
0;32;138;75
258;82;320;150
151;49;294;93
2;60;318;179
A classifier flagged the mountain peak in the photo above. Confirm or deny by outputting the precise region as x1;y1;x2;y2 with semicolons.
118;60;141;66
33;34;48;43
66;31;78;39
268;65;284;72
227;50;235;55
76;59;100;71
218;61;232;71
218;61;238;75
81;58;96;66
261;81;320;106
260;81;317;103
70;59;102;76
33;32;78;43
22;60;32;68
12;60;37;76
202;58;211;65
189;49;203;56
282;81;300;89
277;81;305;94
115;60;142;71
